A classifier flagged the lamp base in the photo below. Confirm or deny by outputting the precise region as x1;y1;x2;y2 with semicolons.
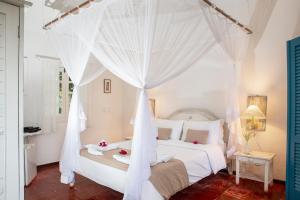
243;142;251;154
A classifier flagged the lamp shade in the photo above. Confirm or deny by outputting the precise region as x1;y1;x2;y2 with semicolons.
241;105;266;119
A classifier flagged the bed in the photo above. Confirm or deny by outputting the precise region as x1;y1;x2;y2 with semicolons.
76;109;227;200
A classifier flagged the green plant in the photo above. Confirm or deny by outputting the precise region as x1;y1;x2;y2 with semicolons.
242;127;256;143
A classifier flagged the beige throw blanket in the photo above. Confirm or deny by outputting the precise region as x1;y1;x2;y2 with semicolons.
80;148;189;199
80;148;129;171
149;158;189;199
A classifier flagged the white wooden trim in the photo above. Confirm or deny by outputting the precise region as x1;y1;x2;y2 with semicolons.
18;7;24;199
0;2;21;199
264;161;269;192
236;157;240;184
0;0;32;7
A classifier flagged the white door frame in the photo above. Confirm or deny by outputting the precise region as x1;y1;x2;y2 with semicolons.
19;6;25;200
0;2;24;200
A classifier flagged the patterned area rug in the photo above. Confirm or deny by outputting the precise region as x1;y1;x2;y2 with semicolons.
171;172;285;200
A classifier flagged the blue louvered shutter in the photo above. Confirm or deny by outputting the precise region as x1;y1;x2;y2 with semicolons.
287;36;300;200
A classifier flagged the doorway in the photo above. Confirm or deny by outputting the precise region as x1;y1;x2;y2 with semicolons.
0;2;23;200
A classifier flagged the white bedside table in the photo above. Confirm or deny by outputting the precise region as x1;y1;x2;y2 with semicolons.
235;151;276;192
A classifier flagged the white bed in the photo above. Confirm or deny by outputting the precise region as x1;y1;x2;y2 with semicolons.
76;109;227;200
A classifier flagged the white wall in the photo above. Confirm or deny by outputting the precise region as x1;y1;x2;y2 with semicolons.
149;46;230;119
122;82;137;137
81;71;125;144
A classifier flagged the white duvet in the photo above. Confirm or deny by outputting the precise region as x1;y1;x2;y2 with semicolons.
78;140;226;200
118;140;226;184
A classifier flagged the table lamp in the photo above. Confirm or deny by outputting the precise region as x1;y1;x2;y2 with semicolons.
241;104;266;153
241;105;266;129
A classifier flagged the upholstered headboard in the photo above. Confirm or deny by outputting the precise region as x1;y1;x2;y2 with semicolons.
166;108;229;146
167;108;218;121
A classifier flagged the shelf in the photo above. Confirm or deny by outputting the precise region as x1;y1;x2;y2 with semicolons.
24;130;43;137
239;172;273;184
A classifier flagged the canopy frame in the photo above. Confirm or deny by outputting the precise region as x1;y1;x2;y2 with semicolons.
43;0;253;34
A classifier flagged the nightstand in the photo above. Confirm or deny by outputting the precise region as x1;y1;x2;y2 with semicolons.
235;151;276;192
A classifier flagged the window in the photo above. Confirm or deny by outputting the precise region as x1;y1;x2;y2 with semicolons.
57;67;73;118
58;68;64;114
68;77;74;105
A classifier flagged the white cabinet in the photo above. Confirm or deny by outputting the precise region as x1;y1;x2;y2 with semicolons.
24;144;37;186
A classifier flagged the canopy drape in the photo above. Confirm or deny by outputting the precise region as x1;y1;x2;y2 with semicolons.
201;2;249;158
48;0;249;199
48;1;107;184
90;1;216;199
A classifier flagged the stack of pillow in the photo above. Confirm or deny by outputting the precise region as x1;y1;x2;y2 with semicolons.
154;118;225;149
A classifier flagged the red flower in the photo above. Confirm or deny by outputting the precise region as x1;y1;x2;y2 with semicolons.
102;142;107;147
193;141;198;144
119;149;128;155
98;140;108;147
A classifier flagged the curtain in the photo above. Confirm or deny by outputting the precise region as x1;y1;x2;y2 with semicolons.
40;58;60;134
89;1;215;199
48;0;250;199
48;1;107;184
201;2;249;158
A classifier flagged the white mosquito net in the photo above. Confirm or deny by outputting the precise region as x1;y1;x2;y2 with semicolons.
48;0;249;199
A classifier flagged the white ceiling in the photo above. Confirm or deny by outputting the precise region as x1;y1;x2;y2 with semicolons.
0;0;32;7
44;0;87;12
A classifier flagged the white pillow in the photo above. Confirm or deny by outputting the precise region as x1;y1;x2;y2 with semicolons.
154;118;184;140
182;120;224;145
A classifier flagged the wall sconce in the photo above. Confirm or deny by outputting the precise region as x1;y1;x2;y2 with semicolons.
246;95;267;131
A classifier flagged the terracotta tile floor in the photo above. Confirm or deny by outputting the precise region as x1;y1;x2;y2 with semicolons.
25;163;285;200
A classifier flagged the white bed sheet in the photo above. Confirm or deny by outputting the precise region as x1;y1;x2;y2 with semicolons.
156;140;214;183
76;140;226;200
